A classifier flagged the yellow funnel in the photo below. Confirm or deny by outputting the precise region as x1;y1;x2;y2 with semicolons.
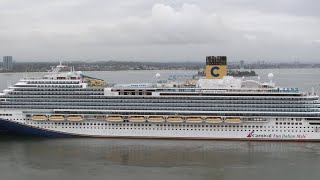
205;56;227;79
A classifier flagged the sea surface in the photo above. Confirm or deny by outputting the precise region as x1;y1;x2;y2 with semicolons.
0;68;320;180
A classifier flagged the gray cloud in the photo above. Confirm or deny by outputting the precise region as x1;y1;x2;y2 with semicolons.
0;0;319;62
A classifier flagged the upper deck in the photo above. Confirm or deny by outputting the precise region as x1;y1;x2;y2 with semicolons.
0;62;314;98
0;63;319;118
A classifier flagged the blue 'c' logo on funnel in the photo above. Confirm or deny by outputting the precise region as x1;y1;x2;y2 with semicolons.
210;66;220;77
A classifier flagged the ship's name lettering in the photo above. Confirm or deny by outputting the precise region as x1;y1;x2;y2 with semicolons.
252;134;306;139
201;90;226;93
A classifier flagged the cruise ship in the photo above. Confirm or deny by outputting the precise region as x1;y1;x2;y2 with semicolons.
0;56;319;141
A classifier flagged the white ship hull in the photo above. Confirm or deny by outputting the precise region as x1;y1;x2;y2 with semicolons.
1;110;320;141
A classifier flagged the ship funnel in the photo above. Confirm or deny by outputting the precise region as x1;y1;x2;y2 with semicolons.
206;56;227;79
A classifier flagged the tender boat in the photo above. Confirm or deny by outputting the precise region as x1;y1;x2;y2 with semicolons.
225;117;241;123
148;116;165;123
32;115;48;121
185;117;203;123
106;116;123;122
167;117;184;123
128;116;146;123
205;117;223;123
49;115;65;121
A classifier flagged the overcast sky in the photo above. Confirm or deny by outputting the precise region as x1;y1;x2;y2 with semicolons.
0;0;319;62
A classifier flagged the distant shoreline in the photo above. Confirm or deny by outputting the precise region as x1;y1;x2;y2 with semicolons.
1;61;319;73
1;67;320;74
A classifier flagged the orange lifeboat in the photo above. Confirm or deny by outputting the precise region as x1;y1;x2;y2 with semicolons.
106;116;123;122
186;117;203;123
225;117;241;123
128;116;146;123
32;115;48;121
205;117;222;124
67;115;83;121
167;117;184;123
49;115;65;121
148;116;165;123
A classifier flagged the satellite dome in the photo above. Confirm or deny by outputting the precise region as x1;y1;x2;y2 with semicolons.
156;73;161;79
268;73;274;79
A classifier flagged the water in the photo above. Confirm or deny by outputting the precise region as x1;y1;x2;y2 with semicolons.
0;69;320;180
1;138;320;180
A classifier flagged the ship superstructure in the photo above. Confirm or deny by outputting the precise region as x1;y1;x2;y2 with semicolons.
0;57;319;141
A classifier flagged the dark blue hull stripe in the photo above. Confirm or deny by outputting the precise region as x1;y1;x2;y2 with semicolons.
0;119;76;137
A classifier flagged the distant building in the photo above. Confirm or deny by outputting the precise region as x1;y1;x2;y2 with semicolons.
3;56;13;70
240;60;244;72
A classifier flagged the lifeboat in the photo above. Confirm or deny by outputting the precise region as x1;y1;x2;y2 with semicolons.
186;117;203;123
67;115;83;121
205;117;223;124
225;117;241;123
106;116;123;122
148;116;165;123
49;115;65;121
32;115;48;121
128;116;146;123
167;117;184;123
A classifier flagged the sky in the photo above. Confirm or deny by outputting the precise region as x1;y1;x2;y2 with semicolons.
0;0;319;62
